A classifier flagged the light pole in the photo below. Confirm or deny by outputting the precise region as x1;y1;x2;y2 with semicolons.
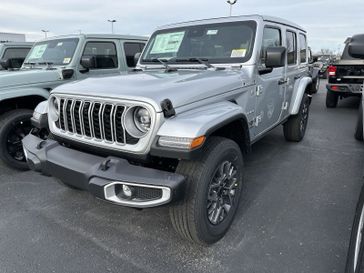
227;0;237;16
41;29;49;38
108;19;116;34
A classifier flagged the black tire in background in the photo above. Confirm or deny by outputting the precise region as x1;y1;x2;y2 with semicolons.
326;90;339;108
345;183;364;273
355;103;364;141
169;137;244;245
0;109;33;170
283;94;310;142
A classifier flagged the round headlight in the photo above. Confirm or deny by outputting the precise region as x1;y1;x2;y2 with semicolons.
49;97;60;121
124;106;152;138
133;107;151;133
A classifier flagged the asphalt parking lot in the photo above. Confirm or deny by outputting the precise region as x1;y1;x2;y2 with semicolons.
0;80;363;273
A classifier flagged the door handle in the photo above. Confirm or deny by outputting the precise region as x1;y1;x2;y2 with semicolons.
278;79;288;85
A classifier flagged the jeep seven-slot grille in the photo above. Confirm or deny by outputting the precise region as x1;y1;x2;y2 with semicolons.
57;98;139;145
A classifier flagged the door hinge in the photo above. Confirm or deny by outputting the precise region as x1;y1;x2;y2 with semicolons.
282;101;289;110
256;85;263;96
249;114;262;127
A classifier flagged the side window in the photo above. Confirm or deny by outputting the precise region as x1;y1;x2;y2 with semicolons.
260;27;281;64
299;34;307;63
3;48;30;59
124;42;145;67
286;31;297;65
82;42;118;69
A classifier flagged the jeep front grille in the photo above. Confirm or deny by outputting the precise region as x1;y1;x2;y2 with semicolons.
57;98;139;145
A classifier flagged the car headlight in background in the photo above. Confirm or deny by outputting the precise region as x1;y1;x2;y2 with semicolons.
124;106;152;138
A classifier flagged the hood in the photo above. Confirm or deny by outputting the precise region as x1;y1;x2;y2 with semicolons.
0;69;62;89
53;69;250;111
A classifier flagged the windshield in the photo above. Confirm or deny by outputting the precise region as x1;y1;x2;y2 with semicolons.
141;21;257;64
24;38;79;65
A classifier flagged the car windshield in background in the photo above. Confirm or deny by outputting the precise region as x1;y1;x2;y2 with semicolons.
24;38;79;65
141;21;257;64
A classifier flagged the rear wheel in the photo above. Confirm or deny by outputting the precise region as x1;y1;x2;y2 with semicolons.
355;103;364;141
169;137;244;245
326;90;339;108
283;94;310;142
0;109;33;170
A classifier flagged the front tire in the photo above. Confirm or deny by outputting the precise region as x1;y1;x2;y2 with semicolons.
355;103;364;141
345;183;364;273
169;137;244;245
283;94;310;142
0;109;33;170
326;90;339;108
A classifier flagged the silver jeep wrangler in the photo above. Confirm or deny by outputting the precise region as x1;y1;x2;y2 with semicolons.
23;15;313;245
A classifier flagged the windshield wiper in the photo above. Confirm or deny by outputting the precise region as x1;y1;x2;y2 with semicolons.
175;58;224;70
142;58;177;72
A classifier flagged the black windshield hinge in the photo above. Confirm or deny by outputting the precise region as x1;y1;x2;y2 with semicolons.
161;99;176;118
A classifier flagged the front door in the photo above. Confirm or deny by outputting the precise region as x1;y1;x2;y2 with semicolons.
254;25;286;137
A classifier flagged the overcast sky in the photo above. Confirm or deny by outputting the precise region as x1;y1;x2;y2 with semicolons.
0;0;362;53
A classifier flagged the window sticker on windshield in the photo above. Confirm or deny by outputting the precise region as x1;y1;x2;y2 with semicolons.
28;44;47;59
231;49;247;58
63;57;71;64
57;42;63;47
207;30;218;35
150;31;185;54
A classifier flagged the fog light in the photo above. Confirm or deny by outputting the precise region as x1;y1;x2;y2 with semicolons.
122;185;134;198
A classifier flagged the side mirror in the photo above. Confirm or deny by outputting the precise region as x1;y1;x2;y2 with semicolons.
134;52;142;66
265;46;286;68
348;43;364;59
80;56;96;70
0;58;24;70
313;56;318;63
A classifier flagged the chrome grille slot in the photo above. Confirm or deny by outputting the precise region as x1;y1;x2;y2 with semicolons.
65;100;73;132
73;101;82;135
114;106;125;144
53;97;141;146
92;103;102;139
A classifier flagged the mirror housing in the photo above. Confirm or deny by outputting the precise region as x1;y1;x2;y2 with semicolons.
265;46;286;68
348;43;364;59
80;56;96;70
134;52;142;66
0;58;24;70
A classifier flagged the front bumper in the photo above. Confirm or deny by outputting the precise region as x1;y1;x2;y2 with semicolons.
22;134;185;208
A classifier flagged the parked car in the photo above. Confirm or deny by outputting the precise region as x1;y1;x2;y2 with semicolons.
326;34;364;108
0;42;33;70
0;34;147;170
23;15;313;245
308;47;320;93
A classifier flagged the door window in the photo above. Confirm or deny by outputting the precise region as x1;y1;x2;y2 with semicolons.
82;42;118;69
299;34;307;63
124;42;145;67
260;27;281;65
286;31;297;65
3;48;30;59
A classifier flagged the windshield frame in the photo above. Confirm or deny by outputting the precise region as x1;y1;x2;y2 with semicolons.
23;38;80;66
140;20;257;65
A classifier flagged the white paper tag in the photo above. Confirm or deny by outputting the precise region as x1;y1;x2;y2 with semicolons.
231;49;247;58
